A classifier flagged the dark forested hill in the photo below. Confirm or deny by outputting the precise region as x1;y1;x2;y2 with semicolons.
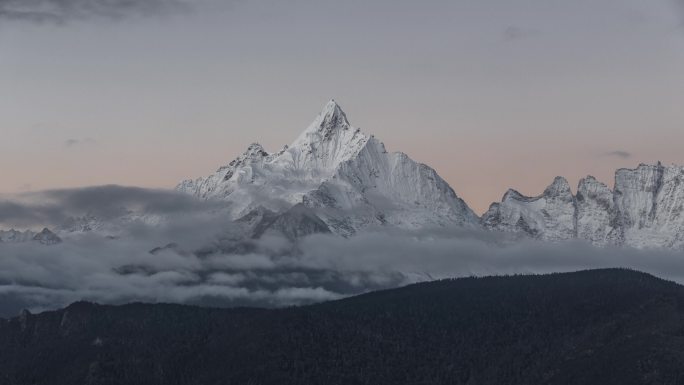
2;269;684;385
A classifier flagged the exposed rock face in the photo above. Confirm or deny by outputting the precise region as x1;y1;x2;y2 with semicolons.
484;163;684;249
252;204;332;240
576;176;621;246
32;228;62;245
614;163;684;249
0;229;36;243
178;100;478;237
481;177;576;241
0;228;62;245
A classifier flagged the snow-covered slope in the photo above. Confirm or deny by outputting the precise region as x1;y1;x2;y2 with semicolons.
481;177;576;241
575;176;621;246
483;162;684;249
0;229;36;243
615;163;684;249
177;100;478;236
0;228;62;245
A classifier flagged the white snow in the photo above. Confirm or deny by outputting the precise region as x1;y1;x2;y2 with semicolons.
177;100;478;235
0;228;61;245
483;162;684;249
481;177;576;241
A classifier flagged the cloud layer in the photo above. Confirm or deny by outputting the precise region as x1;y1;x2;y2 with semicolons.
604;150;632;159
0;185;227;228
1;186;684;318
0;0;189;24
64;137;96;148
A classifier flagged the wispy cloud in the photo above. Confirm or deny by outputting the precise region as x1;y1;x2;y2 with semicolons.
0;185;228;227
603;150;632;159
2;186;684;318
64;137;96;148
0;0;190;24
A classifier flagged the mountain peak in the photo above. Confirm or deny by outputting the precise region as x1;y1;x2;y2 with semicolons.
299;99;351;139
243;143;268;157
32;228;62;245
177;100;479;233
290;100;363;156
322;98;344;118
318;99;350;129
544;176;572;197
502;188;524;201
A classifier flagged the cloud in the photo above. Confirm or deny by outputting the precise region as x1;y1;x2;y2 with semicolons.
2;207;684;318
64;137;96;148
603;150;632;159
0;0;190;24
0;185;229;228
1;185;684;319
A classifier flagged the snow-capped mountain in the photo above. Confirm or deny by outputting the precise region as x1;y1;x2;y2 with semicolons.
55;212;165;238
177;100;478;236
0;229;36;243
482;177;576;242
2;100;681;251
0;228;62;245
483;162;684;249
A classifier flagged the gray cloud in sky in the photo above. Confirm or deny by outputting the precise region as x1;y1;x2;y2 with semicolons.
603;150;632;159
64;137;96;148
0;185;229;228
0;0;190;24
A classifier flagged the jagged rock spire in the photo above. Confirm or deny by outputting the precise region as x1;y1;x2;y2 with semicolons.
292;99;353;146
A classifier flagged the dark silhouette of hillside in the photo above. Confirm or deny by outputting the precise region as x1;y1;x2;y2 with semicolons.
2;269;684;384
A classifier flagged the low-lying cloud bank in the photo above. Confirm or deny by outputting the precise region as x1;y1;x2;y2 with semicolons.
1;186;684;318
0;185;228;228
0;0;189;24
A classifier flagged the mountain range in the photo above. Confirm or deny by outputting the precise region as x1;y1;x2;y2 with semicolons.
177;100;684;249
3;101;682;250
482;163;684;248
0;228;62;245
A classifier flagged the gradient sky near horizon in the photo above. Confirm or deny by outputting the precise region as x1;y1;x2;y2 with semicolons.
1;0;683;214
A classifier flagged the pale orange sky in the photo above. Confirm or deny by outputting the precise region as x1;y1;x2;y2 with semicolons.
1;0;683;214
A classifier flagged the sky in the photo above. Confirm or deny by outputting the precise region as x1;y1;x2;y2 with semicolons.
1;0;683;214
